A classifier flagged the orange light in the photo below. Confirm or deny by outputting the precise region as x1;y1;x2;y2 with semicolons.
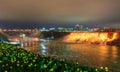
63;32;119;44
33;38;39;41
13;38;20;42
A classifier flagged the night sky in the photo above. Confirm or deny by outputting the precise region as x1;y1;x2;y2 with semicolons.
0;0;120;29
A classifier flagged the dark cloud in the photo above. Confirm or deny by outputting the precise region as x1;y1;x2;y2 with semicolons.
0;0;120;28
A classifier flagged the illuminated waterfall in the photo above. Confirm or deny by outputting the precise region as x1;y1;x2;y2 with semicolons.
63;32;119;44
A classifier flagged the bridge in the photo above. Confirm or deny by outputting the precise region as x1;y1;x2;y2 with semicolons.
0;32;23;46
0;32;10;42
0;30;40;45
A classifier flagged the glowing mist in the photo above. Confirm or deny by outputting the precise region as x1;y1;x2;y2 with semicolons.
63;32;119;44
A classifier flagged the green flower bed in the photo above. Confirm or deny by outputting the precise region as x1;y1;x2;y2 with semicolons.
0;42;109;72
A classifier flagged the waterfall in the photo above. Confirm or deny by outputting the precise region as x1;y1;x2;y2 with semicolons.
63;32;119;44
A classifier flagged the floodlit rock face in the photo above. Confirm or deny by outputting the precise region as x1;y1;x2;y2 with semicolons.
63;32;120;45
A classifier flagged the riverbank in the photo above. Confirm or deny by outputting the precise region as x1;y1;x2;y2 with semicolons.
0;42;108;72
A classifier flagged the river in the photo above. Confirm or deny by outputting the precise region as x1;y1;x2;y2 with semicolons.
22;40;120;72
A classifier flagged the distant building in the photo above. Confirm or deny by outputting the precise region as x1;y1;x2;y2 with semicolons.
74;24;80;30
103;27;111;32
49;28;55;31
92;28;100;32
75;24;83;30
79;25;83;30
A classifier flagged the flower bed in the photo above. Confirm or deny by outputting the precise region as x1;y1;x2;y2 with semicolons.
0;42;108;72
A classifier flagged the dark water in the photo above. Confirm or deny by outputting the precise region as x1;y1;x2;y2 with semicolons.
22;41;120;72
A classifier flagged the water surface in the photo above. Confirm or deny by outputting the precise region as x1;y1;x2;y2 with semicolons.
22;41;120;72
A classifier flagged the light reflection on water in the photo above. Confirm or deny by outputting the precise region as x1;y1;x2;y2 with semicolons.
22;41;120;72
21;41;40;54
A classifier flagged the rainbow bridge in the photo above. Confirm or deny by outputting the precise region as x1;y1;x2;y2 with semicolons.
0;33;23;46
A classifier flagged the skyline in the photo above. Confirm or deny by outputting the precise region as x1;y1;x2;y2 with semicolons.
0;0;120;28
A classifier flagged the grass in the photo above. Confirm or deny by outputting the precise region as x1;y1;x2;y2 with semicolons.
0;42;109;72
